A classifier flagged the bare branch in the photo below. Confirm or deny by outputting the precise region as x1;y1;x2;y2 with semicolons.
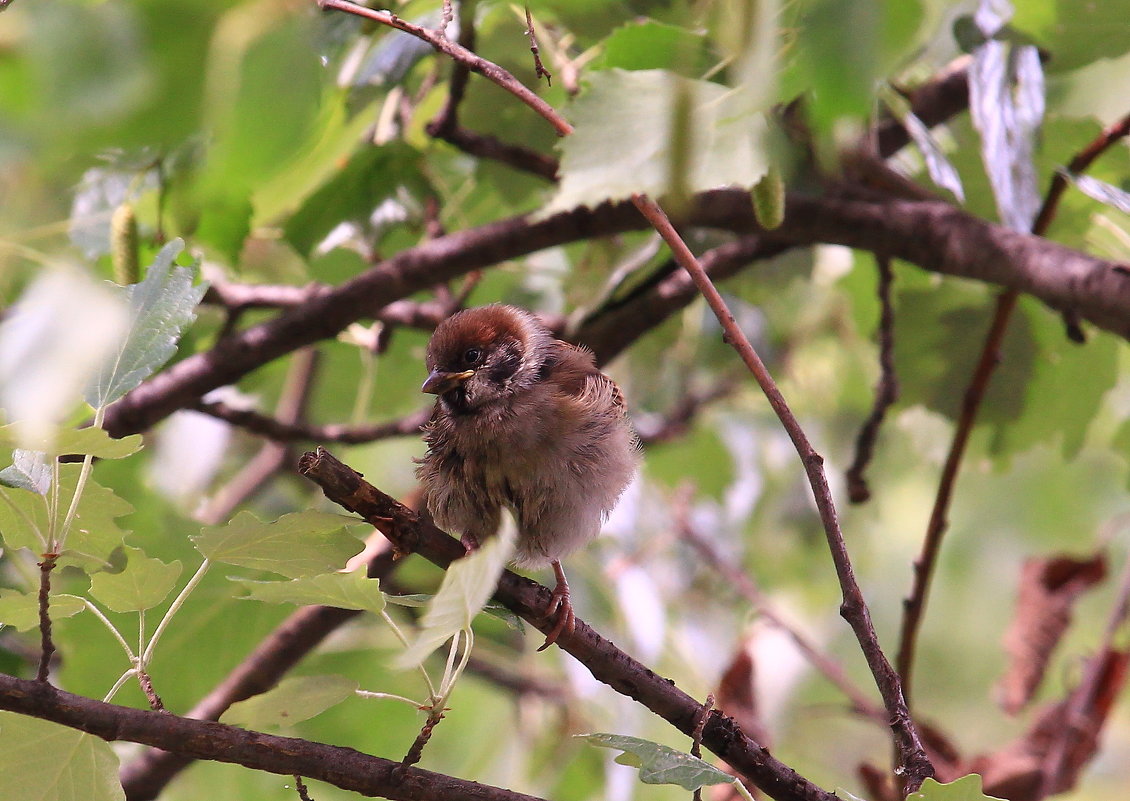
0;673;549;801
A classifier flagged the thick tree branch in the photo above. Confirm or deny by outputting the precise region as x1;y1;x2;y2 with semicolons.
103;191;1130;440
0;673;547;801
299;447;837;801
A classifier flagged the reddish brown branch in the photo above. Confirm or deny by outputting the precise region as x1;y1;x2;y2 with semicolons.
299;447;837;801
630;194;933;790
895;111;1130;705
194;402;430;445
0;673;549;801
846;255;900;504
318;0;571;136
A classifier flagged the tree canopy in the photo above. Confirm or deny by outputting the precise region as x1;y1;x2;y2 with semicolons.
1;1;1130;801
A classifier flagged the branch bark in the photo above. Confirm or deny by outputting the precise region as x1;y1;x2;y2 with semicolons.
103;191;1130;439
0;672;547;801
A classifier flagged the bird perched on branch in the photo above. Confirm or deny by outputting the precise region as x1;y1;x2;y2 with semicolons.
417;304;639;649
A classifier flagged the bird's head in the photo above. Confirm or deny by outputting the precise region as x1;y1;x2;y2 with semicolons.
422;304;552;414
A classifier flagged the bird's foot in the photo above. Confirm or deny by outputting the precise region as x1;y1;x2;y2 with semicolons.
459;532;481;556
537;561;575;651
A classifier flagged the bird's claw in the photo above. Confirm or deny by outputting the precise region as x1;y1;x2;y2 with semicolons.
537;581;575;651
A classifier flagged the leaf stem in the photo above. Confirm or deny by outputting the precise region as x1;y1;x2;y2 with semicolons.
141;558;210;666
85;599;138;661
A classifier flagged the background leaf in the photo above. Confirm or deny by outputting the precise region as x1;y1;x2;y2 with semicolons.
0;712;125;801
0;450;52;495
219;674;358;731
0;591;86;633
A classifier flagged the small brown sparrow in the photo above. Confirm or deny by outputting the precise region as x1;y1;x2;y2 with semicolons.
416;304;639;649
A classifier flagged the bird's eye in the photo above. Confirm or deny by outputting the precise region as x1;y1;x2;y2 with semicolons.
463;347;483;365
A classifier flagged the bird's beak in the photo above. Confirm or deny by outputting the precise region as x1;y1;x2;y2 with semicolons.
421;368;475;395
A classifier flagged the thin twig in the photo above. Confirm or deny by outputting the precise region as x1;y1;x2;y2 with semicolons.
195;402;429;445
846;254;899;504
294;774;315;801
524;7;551;86
894;111;1130;706
36;554;57;683
629;194;933;791
674;502;886;723
318;0;571;136
691;694;715;801
137;669;166;712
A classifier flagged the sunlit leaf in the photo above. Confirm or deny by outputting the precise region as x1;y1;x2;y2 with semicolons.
192;510;365;578
235;568;385;615
0;590;86;632
542;69;769;216
0;465;133;569
220;674;358;731
0;450;52;495
89;547;182;613
0;268;129;449
908;775;1006;801
84;238;207;410
395;517;516;668
0;426;143;460
0;713;125;801
968;2;1044;231
881;85;965;202
1066;171;1130;215
579;733;738;791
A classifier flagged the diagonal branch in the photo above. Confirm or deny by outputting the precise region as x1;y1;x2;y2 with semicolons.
299;447;837;801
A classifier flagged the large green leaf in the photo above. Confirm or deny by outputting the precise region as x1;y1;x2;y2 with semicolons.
0;426;143;460
84;238;207;410
220;674;358;731
283;141;429;256
89;547;182;613
192;511;365;579
541;69;769;216
235;568;385;615
0;465;133;570
0;712;125;801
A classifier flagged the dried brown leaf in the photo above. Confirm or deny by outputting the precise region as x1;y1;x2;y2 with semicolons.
997;553;1106;714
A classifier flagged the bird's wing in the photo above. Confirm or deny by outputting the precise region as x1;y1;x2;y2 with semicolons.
548;341;627;415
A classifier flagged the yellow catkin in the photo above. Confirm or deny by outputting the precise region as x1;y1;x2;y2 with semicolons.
110;202;140;285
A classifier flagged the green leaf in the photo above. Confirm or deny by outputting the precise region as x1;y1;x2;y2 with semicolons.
283;141;428;257
235;568;385;615
88;547;182;613
0;425;143;459
192;510;365;579
541;69;769;216
590;20;712;75
84;238;208;410
0;713;125;801
0;465;133;570
0;450;52;495
908;775;1005;801
0;590;85;632
220;674;358;731
395;517;516;668
579;733;737;791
